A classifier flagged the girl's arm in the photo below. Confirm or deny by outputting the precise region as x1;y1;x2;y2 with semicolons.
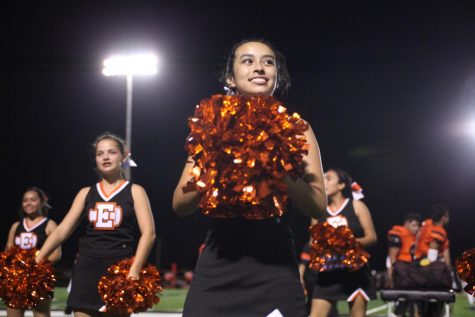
353;200;378;247
172;157;202;217
36;187;90;263
45;220;62;263
284;125;327;218
5;222;20;250
127;184;156;279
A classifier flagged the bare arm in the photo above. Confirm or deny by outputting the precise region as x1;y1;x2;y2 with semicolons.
128;184;156;279
388;246;400;266
45;220;62;263
5;222;20;250
172;157;202;217
283;125;327;218
36;187;90;263
298;263;306;286
386;247;400;288
353;200;377;247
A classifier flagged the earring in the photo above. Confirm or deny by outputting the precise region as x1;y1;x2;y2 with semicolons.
224;86;237;96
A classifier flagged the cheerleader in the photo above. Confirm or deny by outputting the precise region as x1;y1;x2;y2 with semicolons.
5;187;61;317
35;133;156;317
310;168;377;317
173;39;327;317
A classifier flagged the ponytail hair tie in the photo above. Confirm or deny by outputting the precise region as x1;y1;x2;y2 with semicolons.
43;194;53;210
351;181;364;200
223;86;237;96
36;187;52;211
122;152;138;169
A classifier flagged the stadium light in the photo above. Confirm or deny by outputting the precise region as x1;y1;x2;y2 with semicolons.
102;53;159;179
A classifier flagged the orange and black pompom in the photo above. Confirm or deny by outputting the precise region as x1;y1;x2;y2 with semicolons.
184;94;309;220
308;222;369;272
456;248;475;295
98;257;162;314
0;247;55;309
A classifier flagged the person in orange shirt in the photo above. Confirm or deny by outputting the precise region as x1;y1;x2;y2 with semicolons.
415;204;451;268
414;204;452;317
387;213;421;288
386;213;421;317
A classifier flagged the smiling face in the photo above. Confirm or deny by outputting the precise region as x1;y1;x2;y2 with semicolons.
226;41;278;97
22;190;42;216
95;138;124;176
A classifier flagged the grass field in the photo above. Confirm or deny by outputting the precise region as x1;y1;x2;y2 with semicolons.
1;287;474;316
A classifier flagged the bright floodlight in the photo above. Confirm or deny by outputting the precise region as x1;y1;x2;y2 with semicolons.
467;118;475;139
102;53;158;77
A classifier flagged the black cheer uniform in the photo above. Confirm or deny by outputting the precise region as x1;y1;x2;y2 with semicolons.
183;215;307;317
67;181;138;312
14;217;49;249
312;198;376;302
14;217;55;301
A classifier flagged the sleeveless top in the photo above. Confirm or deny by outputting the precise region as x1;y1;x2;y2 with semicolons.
318;198;364;237
14;217;49;249
78;180;137;257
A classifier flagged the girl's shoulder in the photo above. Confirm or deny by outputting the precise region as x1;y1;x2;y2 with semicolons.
131;183;147;195
352;199;370;215
78;186;92;195
9;221;20;231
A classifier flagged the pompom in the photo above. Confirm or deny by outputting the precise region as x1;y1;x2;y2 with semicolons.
184;94;309;219
98;257;162;314
456;248;475;295
308;222;369;272
0;247;55;309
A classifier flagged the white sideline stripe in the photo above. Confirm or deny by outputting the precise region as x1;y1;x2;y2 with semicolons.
0;312;182;317
366;304;388;315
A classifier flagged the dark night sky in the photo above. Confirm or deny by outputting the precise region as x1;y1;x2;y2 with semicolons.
3;1;475;271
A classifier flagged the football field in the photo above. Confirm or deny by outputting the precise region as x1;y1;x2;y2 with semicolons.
1;288;474;317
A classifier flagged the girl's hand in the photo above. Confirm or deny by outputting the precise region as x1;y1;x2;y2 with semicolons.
127;270;140;280
35;253;45;264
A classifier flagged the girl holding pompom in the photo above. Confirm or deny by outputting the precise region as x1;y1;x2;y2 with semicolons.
310;168;377;317
36;133;156;317
173;39;327;317
5;187;61;317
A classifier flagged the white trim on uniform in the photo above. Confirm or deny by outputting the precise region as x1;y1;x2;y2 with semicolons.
96;180;130;201
23;217;49;232
347;287;370;302
326;198;350;216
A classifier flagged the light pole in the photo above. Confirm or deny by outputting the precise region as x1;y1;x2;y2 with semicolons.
102;53;158;179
